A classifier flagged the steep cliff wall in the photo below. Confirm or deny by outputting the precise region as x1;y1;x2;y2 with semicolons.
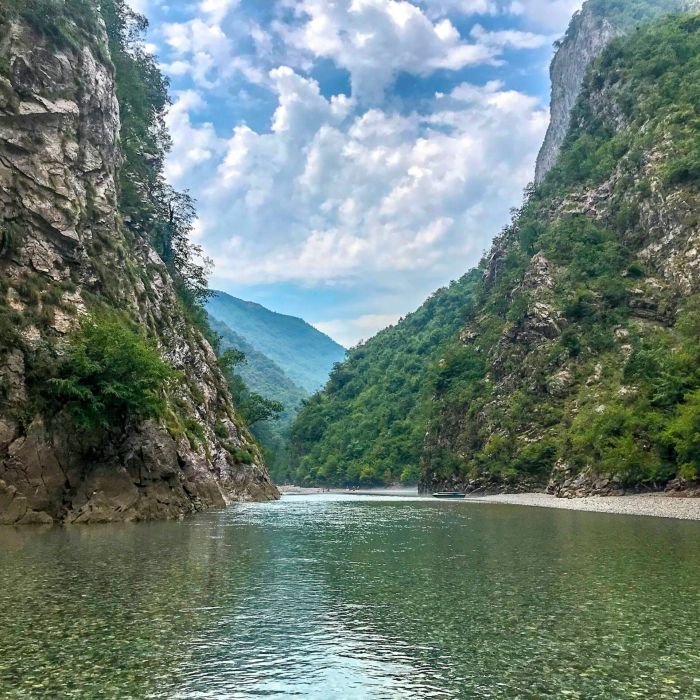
535;0;694;185
0;11;278;524
534;5;619;184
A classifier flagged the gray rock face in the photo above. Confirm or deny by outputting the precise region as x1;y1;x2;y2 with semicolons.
534;4;620;184
535;0;700;185
0;21;278;524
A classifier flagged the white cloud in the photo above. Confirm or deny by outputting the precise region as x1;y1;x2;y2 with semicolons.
127;0;149;13
504;0;583;31
422;0;583;31
161;16;265;88
469;23;548;50
164;90;223;184
279;0;546;102
421;0;498;17
151;0;585;342
168;68;548;303
199;0;240;24
314;314;403;347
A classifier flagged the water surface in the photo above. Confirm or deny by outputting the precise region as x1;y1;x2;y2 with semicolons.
0;494;699;698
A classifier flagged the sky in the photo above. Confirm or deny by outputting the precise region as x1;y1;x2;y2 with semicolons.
129;0;584;347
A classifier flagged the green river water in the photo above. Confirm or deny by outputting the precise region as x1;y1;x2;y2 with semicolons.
0;493;699;699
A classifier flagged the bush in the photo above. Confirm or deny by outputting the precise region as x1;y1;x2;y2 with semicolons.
42;315;177;431
231;447;255;464
666;390;700;471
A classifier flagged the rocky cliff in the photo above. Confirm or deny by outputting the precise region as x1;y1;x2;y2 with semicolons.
0;7;278;524
534;5;619;184
535;0;695;185
421;12;700;496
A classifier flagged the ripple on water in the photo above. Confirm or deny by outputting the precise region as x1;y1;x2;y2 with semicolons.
0;494;699;698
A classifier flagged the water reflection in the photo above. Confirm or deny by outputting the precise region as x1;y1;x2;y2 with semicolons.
0;495;699;698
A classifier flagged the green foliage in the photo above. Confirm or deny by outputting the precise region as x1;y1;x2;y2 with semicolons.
230;447;255;465
567;399;667;483
218;347;247;373
218;350;286;428
666;390;700;473
38;315;176;431
547;13;700;193
100;0;213;314
242;395;284;426
290;271;481;486
0;0;103;55
210;316;309;481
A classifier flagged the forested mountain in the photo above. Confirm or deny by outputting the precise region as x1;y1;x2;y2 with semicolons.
209;318;308;416
0;0;277;524
209;316;308;481
290;272;481;485
291;1;700;494
207;292;346;394
423;11;700;496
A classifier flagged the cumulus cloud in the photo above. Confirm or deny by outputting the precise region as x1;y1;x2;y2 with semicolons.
168;68;547;302
127;0;149;13
279;0;547;102
199;0;240;24
151;0;584;343
507;0;583;30
161;15;265;88
164;91;223;183
422;0;583;31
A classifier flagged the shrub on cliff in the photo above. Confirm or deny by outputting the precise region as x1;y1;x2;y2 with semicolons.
42;315;176;431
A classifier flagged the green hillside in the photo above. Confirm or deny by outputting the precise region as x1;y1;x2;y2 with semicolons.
209;317;308;481
290;271;481;485
209;317;308;415
421;12;700;494
207;292;346;394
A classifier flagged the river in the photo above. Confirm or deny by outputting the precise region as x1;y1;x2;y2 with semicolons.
0;493;699;698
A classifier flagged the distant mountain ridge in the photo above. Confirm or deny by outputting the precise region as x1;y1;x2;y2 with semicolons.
207;292;346;482
208;316;309;418
207;292;346;394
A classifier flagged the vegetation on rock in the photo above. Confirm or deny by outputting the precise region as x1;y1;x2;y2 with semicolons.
39;315;176;431
0;0;278;522
424;13;700;492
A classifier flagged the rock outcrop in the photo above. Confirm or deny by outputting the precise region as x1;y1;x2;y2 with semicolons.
0;16;278;524
535;0;698;185
534;4;620;184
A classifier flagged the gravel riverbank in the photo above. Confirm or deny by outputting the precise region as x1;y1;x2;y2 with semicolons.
468;492;700;521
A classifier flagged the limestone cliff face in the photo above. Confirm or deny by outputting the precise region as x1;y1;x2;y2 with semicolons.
535;0;699;185
534;4;620;184
0;20;278;524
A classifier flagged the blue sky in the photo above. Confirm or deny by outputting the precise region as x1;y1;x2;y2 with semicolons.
129;0;583;346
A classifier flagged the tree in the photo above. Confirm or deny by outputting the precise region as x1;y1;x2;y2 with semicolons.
242;394;284;426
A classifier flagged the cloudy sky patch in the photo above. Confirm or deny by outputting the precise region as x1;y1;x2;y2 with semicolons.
132;0;583;346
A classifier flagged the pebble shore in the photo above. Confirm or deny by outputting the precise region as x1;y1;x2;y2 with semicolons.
468;492;700;521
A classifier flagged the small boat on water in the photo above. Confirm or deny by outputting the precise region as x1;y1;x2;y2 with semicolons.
432;492;465;499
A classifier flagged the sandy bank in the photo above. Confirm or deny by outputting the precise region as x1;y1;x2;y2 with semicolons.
468;492;700;521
